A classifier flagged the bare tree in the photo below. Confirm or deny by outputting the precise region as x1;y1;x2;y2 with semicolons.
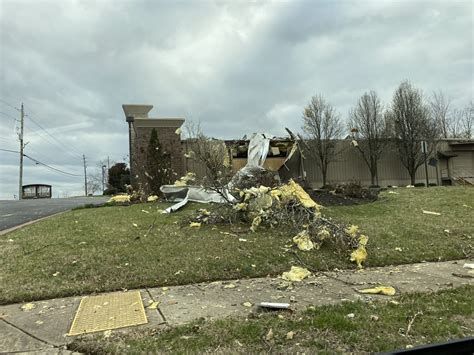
302;95;343;187
429;91;451;138
184;121;232;201
451;101;473;139
349;91;388;186
388;81;439;185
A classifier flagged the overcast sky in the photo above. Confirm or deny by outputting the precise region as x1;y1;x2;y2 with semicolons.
0;0;472;199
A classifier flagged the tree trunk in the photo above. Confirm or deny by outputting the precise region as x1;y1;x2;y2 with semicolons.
321;166;327;187
410;173;416;185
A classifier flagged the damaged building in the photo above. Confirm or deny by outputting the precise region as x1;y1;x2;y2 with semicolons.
123;104;473;188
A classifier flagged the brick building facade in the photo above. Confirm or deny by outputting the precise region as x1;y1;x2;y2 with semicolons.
122;104;185;190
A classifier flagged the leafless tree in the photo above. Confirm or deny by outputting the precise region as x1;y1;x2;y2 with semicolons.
302;95;343;187
349;91;388;186
429;91;451;138
451;101;473;139
184;121;232;201
387;81;439;185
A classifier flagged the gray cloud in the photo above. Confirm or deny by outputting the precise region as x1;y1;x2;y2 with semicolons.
0;0;472;199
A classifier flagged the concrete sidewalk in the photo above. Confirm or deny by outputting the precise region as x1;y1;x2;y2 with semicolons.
1;260;472;353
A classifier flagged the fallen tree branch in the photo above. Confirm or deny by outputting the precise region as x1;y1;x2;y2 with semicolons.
406;311;423;337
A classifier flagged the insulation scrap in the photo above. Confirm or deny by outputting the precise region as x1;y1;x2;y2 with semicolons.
147;301;159;309
282;266;311;282
317;226;331;240
189;222;201;228
345;225;359;237
174;172;196;186
358;286;396;296
108;194;130;203
250;215;262;232
147;195;158;202
292;230;314;251
21;303;36;311
422;210;441;216
350;235;368;269
234;202;248;211
276;179;319;209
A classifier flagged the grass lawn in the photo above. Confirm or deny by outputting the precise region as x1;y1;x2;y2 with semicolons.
69;286;474;354
0;187;472;304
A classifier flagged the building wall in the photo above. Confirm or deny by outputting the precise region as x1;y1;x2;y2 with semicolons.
182;138;473;188
131;124;185;188
304;141;440;187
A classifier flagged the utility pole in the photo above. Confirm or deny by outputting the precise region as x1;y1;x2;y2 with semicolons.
101;165;106;193
83;154;88;196
18;103;24;200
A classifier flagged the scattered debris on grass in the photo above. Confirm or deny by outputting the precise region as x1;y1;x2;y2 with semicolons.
350;234;368;269
358;286;396;296
265;328;274;341
281;266;311;282
292;230;314;251
108;194;130;203
189;222;201;228
21;303;36;311
258;302;290;310
147;195;158;202
422;210;441;216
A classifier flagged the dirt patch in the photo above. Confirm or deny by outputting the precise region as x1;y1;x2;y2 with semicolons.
310;190;377;207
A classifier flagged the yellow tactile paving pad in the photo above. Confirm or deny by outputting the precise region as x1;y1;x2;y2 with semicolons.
68;291;148;336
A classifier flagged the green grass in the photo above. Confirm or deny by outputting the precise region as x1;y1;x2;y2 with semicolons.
0;187;472;304
69;285;474;354
324;186;474;265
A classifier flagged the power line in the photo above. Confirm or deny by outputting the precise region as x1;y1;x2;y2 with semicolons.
2;99;84;161
0;148;19;154
0;148;82;177
24;153;82;177
0;111;18;121
24;114;84;160
0;99;20;112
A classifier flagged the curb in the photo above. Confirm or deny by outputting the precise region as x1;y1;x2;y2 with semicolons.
0;211;67;236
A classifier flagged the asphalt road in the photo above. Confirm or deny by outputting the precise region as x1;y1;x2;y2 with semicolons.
0;196;110;232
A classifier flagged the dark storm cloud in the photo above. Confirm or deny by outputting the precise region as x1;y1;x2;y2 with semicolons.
0;0;472;198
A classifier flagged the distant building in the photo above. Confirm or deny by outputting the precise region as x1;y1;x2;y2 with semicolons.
22;184;52;199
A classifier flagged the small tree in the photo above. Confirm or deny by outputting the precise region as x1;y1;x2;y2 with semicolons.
349;91;388;186
184;121;232;200
388;81;439;185
144;128;172;195
107;163;130;193
302;95;343;187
